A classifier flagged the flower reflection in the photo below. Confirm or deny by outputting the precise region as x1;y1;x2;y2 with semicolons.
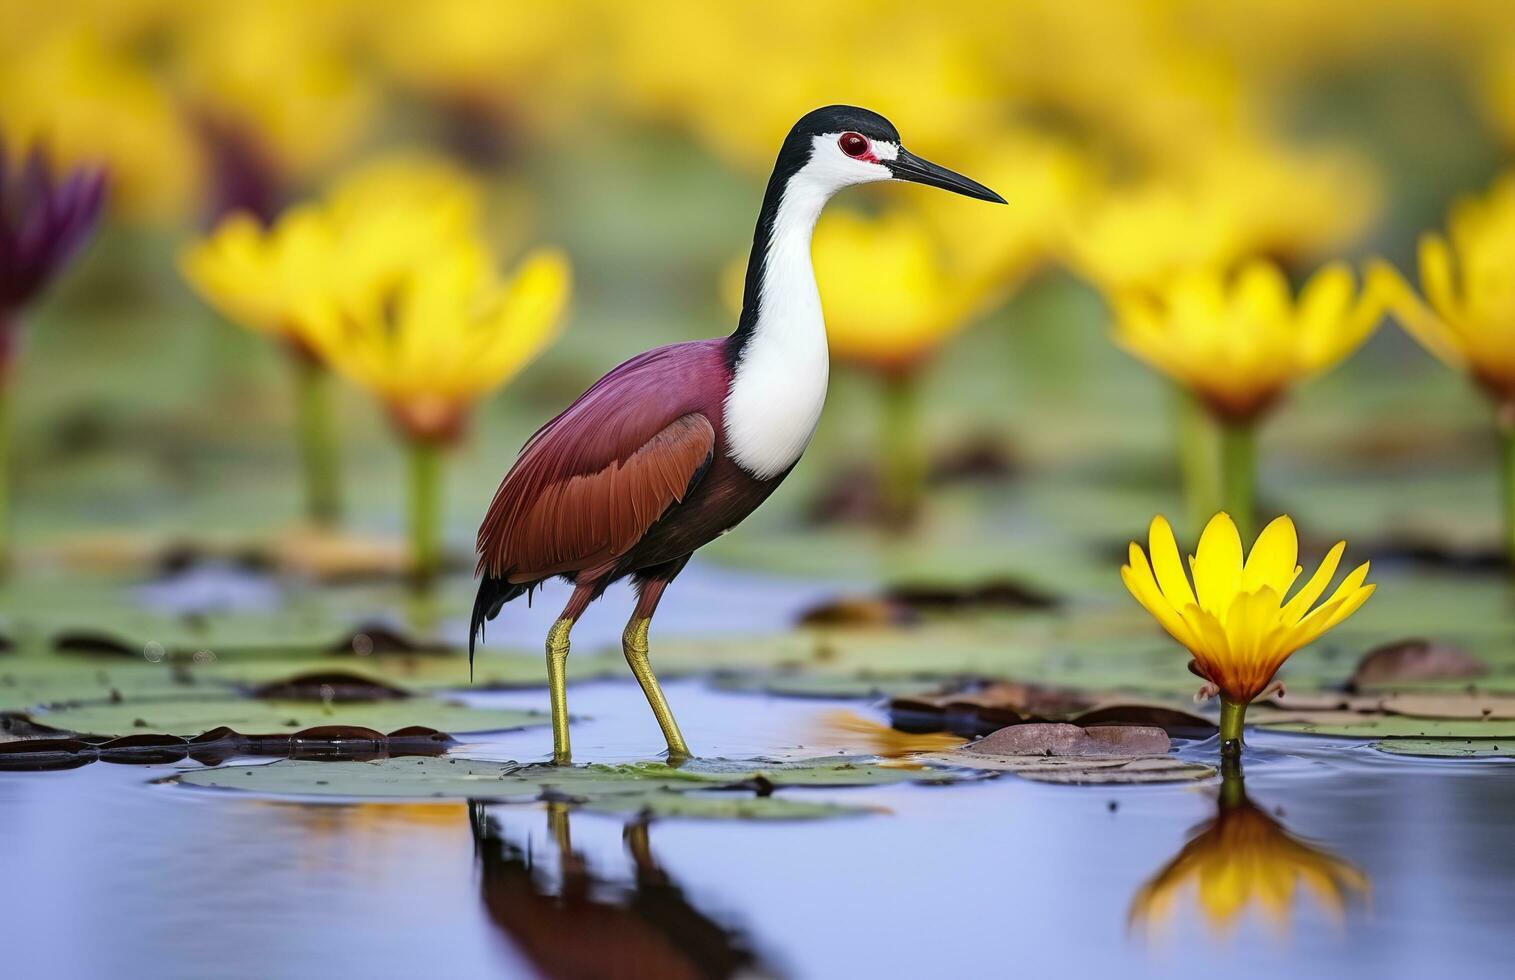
1130;763;1368;940
261;801;469;875
473;802;773;980
815;710;966;759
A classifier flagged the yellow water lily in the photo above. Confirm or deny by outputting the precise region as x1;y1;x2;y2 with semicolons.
1122;513;1374;752
1131;767;1369;939
1369;177;1515;407
1370;172;1515;561
181;152;482;345
1113;260;1380;423
299;240;571;443
180;206;335;343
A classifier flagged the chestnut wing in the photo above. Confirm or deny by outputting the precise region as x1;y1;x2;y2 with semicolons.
476;346;719;582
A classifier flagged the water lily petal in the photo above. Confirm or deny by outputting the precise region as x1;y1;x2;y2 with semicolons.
1148;515;1197;609
1191;513;1243;615
1280;541;1345;624
1123;546;1201;650
1242;516;1298;595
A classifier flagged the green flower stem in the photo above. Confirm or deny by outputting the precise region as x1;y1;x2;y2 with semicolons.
1498;401;1515;570
1219;417;1258;543
881;369;925;529
408;437;444;586
291;352;342;526
1218;698;1247;757
1174;386;1222;535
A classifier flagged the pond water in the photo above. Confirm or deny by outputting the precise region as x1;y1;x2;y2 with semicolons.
1;564;1512;979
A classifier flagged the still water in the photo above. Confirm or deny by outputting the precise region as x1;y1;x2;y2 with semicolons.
1;567;1512;978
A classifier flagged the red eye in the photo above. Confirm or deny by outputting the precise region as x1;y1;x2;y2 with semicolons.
839;132;869;158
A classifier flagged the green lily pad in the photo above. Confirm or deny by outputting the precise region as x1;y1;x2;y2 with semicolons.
1258;717;1515;738
175;755;968;819
26;697;548;739
1373;738;1515;758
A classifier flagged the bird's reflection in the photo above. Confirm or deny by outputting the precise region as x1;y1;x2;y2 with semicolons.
471;801;775;979
1130;759;1369;940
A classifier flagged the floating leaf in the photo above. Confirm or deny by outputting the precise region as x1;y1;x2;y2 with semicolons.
176;756;970;818
24;696;547;739
1257;716;1515;738
1373;738;1515;758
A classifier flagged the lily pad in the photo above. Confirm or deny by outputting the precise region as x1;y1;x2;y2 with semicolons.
1256;716;1515;739
1372;738;1515;759
24;697;548;739
175;755;970;819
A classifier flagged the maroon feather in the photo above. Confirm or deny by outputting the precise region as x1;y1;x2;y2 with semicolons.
476;341;728;583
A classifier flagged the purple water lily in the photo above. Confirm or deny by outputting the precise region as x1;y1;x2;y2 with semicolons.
0;139;107;345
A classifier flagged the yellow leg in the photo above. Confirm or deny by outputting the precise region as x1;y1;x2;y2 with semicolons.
546;618;573;765
623;617;690;759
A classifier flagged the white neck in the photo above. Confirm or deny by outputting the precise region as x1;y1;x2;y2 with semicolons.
723;173;834;479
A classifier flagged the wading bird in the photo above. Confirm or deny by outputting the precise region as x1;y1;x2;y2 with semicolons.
471;106;1003;763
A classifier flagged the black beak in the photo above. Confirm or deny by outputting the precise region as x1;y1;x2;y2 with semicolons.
888;147;1006;204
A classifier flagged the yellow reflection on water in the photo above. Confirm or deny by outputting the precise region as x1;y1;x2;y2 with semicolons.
813;710;967;759
258;800;469;874
1130;763;1369;941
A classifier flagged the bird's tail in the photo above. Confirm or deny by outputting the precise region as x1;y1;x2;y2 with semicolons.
469;574;528;681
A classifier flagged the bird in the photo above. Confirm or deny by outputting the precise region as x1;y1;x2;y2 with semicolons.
471;105;1004;764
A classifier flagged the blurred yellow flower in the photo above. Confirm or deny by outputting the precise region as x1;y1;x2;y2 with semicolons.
1067;138;1377;294
301;240;571;442
1370;171;1515;561
1184;137;1380;266
1112;260;1381;421
1123;513;1373;749
914;129;1091;295
180;207;335;344
812;206;992;374
173;0;377;180
0;27;199;222
1065;182;1246;294
364;0;592;135
1369;173;1515;406
1131;774;1368;939
181;152;484;347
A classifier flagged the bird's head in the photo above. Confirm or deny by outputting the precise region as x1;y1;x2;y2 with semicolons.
779;105;1005;204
